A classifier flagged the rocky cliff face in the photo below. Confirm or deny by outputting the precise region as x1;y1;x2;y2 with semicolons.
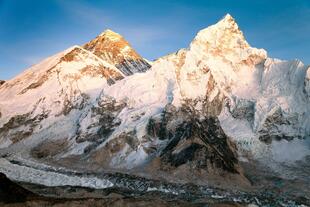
0;14;309;190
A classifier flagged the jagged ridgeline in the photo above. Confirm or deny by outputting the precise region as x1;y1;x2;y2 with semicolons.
0;14;309;190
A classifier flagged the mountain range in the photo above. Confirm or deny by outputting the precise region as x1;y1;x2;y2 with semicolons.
0;14;309;205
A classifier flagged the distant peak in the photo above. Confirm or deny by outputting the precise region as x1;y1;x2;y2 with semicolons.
99;29;122;41
191;14;267;64
223;13;234;21
218;13;238;28
192;13;243;46
101;29;120;35
83;28;151;75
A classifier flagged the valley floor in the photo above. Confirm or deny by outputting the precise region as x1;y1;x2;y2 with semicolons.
0;157;309;207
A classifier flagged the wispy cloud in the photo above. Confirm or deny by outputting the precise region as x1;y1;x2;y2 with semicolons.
20;55;44;66
56;0;112;27
55;0;169;39
55;0;176;58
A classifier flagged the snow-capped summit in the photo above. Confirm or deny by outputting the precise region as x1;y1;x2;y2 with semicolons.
219;13;239;29
191;14;267;65
99;29;122;40
192;13;244;47
83;29;151;75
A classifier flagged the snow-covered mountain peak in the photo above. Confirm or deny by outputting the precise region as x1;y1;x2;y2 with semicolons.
83;30;151;75
193;14;243;45
222;13;234;20
190;14;267;66
220;13;238;27
99;29;122;41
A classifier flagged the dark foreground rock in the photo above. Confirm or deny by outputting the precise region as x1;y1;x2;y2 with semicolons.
0;172;244;207
0;173;39;203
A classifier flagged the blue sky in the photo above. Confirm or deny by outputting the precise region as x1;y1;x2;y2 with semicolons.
0;0;309;80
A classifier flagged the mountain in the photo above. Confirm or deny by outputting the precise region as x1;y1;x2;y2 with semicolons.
0;14;309;202
83;29;151;75
0;80;4;86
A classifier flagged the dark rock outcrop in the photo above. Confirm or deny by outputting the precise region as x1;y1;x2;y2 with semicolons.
0;80;5;86
147;103;240;174
230;98;255;122
76;96;126;144
258;107;303;143
0;173;38;203
0;111;49;143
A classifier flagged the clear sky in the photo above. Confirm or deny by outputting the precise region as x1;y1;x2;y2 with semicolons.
0;0;309;80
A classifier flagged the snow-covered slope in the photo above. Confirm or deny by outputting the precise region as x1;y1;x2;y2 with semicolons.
0;45;126;147
0;14;309;187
